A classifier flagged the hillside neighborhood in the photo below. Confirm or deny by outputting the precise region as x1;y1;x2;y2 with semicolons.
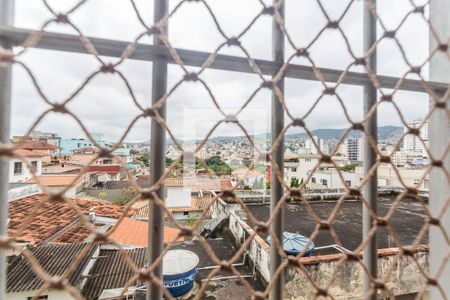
4;120;432;299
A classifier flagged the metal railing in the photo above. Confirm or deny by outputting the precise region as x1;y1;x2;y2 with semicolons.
0;0;449;299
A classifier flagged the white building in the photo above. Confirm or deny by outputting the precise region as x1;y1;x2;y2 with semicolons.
403;120;429;158
310;168;360;189
345;137;363;162
391;150;407;167
300;136;319;155
8;150;43;183
284;154;321;184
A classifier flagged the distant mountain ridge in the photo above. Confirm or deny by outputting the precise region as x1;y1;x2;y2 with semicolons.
286;126;404;141
132;125;403;145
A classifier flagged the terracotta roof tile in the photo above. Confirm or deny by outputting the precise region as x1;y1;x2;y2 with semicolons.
26;175;81;186
164;177;195;187
132;197;212;220
109;217;180;247
12;149;45;157
8;194;133;244
20;140;59;150
86;165;121;173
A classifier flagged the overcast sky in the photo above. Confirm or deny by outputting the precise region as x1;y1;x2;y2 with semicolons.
10;0;431;142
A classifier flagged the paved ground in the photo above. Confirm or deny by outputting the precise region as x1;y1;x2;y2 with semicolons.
246;197;428;252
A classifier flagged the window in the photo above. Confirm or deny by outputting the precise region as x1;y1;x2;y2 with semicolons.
311;177;316;183
305;158;311;162
322;179;328;186
291;167;297;172
31;161;38;172
183;212;189;216
13;162;22;174
77;142;81;147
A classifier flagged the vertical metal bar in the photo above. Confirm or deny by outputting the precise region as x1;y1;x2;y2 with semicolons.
362;0;377;298
147;0;168;299
0;0;14;298
270;1;285;299
429;0;450;298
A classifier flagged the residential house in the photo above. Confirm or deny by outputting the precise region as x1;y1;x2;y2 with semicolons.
8;149;44;183
20;140;60;163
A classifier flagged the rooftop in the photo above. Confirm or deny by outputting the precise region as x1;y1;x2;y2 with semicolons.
246;197;427;252
132;197;212;220
20;140;60;150
109;217;181;247
7;243;95;293
26;175;81;186
82;238;249;300
12;148;45;158
8;194;133;244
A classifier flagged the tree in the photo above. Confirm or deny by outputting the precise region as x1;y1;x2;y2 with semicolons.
136;154;149;166
243;184;251;190
290;177;300;188
340;163;357;172
265;180;271;190
114;198;127;206
186;214;199;227
204;155;232;175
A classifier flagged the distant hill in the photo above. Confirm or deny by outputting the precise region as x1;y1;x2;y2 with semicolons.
288;126;404;141
139;125;404;145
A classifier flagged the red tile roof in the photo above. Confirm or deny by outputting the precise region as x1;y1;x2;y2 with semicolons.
8;194;133;244
87;165;121;173
109;217;181;247
12;149;45;157
21;140;59;150
132;197;212;220
26;175;81;186
164;177;195;187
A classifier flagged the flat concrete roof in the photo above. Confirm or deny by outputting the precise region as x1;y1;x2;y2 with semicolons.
246;197;427;252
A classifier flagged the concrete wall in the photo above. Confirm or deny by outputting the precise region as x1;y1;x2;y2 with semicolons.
228;210;429;299
284;247;429;299
229;211;270;282
8;184;41;201
210;197;241;219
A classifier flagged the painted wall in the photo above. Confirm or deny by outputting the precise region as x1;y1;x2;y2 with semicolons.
59;137;109;156
229;211;270;282
9;157;42;183
166;186;191;208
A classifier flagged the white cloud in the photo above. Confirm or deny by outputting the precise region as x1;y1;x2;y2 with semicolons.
10;0;432;142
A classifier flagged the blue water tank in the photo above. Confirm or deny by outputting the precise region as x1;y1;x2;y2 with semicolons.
162;250;199;297
266;232;315;256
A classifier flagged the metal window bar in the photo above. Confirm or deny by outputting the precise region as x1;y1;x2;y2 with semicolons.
0;0;13;299
270;1;285;299
362;1;377;298
148;0;169;299
0;0;448;299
